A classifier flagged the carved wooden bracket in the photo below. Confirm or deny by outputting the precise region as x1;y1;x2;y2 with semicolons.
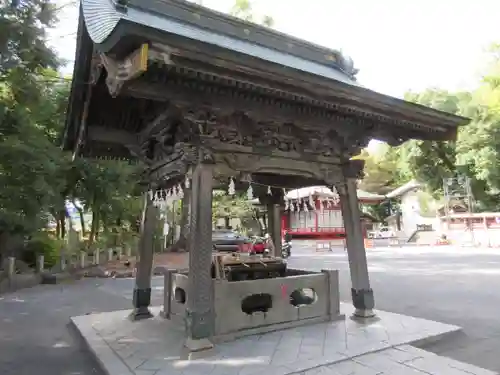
89;50;104;85
100;44;149;97
333;159;365;195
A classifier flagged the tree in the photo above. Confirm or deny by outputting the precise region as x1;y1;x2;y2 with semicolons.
0;1;145;260
372;44;500;212
0;0;62;253
230;0;274;27
212;191;254;227
358;146;405;195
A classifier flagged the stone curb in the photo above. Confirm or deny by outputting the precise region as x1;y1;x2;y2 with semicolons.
69;316;135;375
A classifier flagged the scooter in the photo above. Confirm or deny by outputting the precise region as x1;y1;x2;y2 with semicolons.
281;241;292;258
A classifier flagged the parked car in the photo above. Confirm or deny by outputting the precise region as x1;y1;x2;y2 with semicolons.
374;226;395;238
212;229;253;253
250;236;266;254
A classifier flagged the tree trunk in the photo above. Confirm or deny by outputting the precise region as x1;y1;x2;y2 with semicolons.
431;142;456;171
169;188;190;252
76;206;86;236
89;210;99;244
58;210;66;239
179;189;190;239
56;219;61;238
253;209;265;236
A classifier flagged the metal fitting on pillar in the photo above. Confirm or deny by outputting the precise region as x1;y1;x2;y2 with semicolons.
351;288;375;318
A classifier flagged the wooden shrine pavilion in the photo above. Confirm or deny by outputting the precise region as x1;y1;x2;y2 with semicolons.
63;0;469;352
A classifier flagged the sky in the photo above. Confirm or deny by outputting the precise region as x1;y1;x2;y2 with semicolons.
50;0;500;98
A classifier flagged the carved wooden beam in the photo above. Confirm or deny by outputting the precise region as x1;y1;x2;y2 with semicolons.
125;80;357;130
137;63;451;135
100;44;149;97
86;126;137;145
123;79;450;148
211;151;343;185
139;105;182;145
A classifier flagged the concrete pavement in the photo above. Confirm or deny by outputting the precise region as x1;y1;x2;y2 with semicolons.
288;243;500;372
0;281;130;375
2;244;500;373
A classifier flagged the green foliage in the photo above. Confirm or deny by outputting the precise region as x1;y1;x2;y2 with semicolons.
0;1;144;261
212;191;254;224
0;0;59;79
358;146;405;195
23;232;62;268
0;1;67;238
363;43;500;212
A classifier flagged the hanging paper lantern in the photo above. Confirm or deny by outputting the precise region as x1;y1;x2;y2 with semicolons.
331;186;340;205
185;176;190;189
177;184;184;199
228;178;236;195
308;193;315;210
246;184;254;200
282;188;288;209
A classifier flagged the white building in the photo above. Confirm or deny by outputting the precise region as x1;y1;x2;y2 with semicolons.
385;180;438;238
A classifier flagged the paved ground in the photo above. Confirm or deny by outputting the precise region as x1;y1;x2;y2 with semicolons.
288;242;500;372
73;305;472;375
1;243;500;374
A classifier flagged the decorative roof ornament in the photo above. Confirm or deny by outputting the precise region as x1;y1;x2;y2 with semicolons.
337;50;359;78
115;0;129;12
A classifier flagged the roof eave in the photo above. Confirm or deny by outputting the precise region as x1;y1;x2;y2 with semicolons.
61;6;94;153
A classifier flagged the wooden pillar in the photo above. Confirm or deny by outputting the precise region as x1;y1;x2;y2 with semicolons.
178;187;191;249
130;193;157;321
337;172;375;319
314;207;319;233
266;202;282;257
272;204;282;257
266;203;274;238
185;160;214;350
